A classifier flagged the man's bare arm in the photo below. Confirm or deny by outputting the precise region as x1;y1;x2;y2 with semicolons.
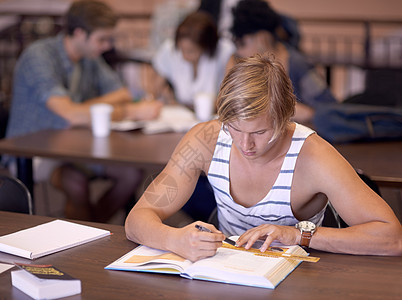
297;135;402;255
47;87;162;126
125;121;224;261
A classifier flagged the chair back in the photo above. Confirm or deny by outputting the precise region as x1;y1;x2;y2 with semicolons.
0;175;33;214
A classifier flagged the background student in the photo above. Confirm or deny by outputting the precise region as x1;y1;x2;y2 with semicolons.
125;53;401;261
5;0;162;222
198;0;301;49
226;0;337;124
148;11;235;108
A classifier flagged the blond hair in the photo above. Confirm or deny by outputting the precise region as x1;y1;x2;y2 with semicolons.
217;53;295;140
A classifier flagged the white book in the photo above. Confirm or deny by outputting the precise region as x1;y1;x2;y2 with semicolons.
0;262;14;274
0;219;110;259
142;105;199;134
11;265;81;300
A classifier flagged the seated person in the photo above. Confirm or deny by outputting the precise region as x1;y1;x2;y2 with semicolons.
5;0;162;222
125;53;401;261
198;0;301;49
227;0;337;124
149;11;235;108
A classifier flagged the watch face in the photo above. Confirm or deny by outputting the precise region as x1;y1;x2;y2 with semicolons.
296;221;316;231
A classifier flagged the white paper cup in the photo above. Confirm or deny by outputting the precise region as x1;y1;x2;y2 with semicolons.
194;92;214;122
90;104;113;137
92;136;110;157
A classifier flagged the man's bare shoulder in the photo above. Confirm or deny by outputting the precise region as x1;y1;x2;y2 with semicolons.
293;133;354;199
297;133;352;180
184;119;222;154
168;120;221;173
301;133;340;160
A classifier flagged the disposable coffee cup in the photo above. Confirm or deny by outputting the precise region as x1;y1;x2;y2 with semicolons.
92;136;110;157
90;104;113;137
194;92;214;122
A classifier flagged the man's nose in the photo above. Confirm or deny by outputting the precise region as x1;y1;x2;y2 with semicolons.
240;133;253;150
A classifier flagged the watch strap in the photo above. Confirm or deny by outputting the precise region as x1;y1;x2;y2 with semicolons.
300;231;313;247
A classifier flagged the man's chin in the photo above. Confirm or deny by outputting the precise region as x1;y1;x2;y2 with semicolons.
241;150;259;160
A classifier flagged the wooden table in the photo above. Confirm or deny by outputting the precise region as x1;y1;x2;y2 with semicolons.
0;128;402;198
0;128;183;168
0;128;401;196
0;211;401;299
0;128;184;196
1;127;401;184
335;140;402;187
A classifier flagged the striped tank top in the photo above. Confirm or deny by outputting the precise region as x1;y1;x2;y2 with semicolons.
207;123;326;236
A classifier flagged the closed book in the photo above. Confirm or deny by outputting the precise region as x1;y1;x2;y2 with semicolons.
0;219;110;259
11;264;81;299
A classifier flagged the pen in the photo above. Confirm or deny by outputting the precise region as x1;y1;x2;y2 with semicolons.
195;224;212;232
195;224;236;246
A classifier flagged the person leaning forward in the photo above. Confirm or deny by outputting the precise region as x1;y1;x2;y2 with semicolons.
125;53;401;261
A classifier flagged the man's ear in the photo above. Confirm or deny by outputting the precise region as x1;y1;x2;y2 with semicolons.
71;27;88;40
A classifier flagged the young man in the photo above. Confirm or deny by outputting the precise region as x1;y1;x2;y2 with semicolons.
125;53;401;261
226;0;336;124
6;1;162;222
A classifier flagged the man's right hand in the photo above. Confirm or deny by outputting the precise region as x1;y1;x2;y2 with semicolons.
168;222;225;262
